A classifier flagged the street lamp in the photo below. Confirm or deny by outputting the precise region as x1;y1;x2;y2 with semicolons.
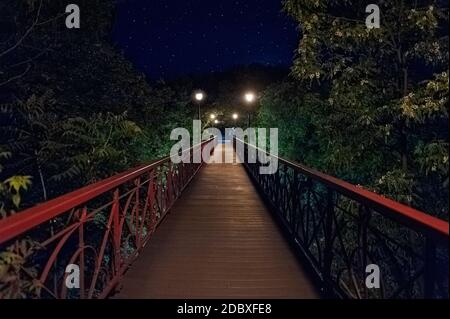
245;92;255;103
232;113;239;120
214;119;219;124
193;90;205;120
244;92;256;127
195;91;204;102
210;114;216;120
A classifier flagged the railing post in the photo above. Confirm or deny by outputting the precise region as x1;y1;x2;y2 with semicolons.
79;207;87;299
424;237;437;298
291;172;300;237
359;206;371;299
112;189;121;278
134;177;141;248
323;189;334;296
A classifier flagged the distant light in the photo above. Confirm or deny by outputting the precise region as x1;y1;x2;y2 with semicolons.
194;91;204;101
210;114;216;119
214;119;219;124
245;92;256;103
232;113;239;120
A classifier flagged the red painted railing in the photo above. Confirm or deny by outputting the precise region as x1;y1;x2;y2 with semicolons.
235;138;449;299
0;138;216;299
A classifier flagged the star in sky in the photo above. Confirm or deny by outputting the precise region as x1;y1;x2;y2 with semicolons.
113;0;299;79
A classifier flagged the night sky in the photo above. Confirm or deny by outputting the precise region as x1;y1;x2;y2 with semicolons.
112;0;299;79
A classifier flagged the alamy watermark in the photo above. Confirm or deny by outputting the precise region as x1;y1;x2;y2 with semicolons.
366;4;381;29
64;4;380;30
366;264;381;289
170;121;279;175
65;264;80;289
65;4;80;29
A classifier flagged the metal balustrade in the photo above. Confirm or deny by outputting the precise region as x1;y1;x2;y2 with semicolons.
234;138;449;299
0;138;216;299
0;136;448;299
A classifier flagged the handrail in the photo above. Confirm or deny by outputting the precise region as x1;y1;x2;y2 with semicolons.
235;137;449;299
0;139;213;245
236;138;449;241
0;159;166;244
0;137;216;299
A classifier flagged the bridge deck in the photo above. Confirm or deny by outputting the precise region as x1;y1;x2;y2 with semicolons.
116;143;318;299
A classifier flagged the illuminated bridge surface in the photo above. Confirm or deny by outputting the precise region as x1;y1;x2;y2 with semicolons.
0;139;448;299
117;144;318;298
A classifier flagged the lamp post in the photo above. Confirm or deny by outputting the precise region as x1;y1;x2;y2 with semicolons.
193;90;205;120
244;92;256;127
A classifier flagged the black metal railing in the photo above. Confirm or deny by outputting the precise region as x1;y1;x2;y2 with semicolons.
234;138;449;299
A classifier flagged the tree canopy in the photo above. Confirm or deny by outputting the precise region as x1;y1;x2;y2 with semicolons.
257;0;448;218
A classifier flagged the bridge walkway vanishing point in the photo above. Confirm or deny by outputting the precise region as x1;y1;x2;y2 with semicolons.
1;138;447;299
117;143;319;299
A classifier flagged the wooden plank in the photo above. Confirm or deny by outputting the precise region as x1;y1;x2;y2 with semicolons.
116;143;318;299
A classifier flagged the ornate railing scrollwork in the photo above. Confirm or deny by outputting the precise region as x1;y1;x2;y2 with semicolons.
0;138;216;299
234;138;449;299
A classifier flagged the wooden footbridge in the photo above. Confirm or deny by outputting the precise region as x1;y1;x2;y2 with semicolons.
0;139;448;299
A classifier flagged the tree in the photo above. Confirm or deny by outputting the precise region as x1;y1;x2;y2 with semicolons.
0;148;32;218
282;0;449;217
257;81;324;164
